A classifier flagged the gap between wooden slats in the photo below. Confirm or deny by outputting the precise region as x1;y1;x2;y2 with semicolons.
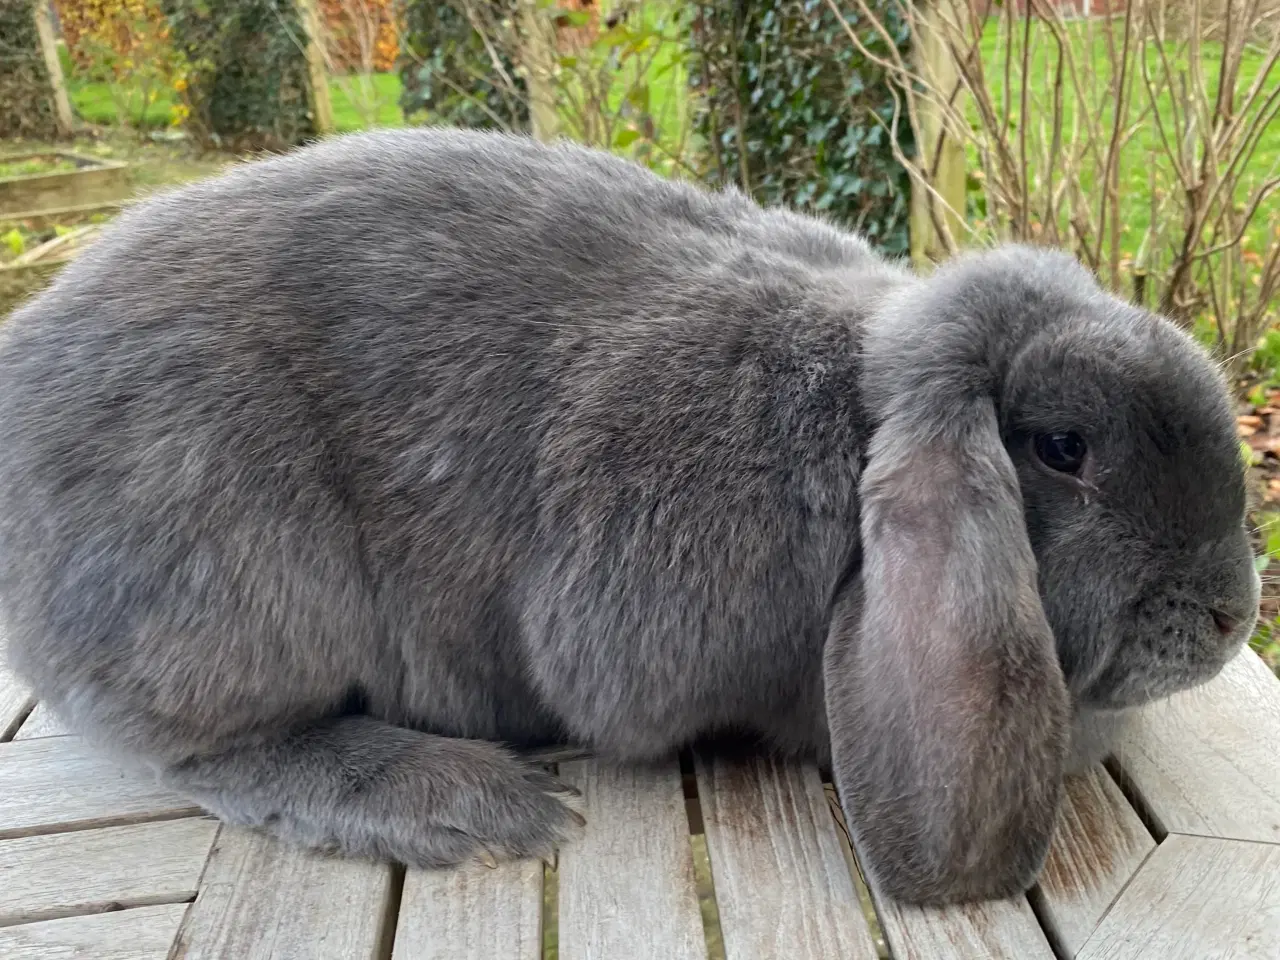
0;663;34;742
0;736;200;839
1074;834;1280;960
1030;766;1157;958
1107;648;1280;845
0;902;191;960
0;817;217;928
14;702;69;740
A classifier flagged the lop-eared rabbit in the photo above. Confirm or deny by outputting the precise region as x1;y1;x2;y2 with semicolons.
0;129;1258;904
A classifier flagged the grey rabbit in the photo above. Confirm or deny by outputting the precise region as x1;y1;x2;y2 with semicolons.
0;128;1259;905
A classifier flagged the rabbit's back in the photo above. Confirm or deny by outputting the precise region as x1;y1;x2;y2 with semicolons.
0;129;896;754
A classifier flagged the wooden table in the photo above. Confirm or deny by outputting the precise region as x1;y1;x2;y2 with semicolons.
2;649;1278;960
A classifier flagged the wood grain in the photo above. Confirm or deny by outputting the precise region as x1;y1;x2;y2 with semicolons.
0;817;217;927
0;736;200;839
1075;834;1280;960
1110;648;1280;844
694;753;879;960
174;825;394;960
0;902;190;960
557;760;705;960
872;893;1057;960
14;703;70;740
393;859;543;960
0;662;33;742
1033;767;1156;957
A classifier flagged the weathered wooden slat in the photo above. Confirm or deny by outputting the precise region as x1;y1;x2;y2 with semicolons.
1075;834;1280;960
0;902;190;960
1110;648;1280;844
557;760;705;960
694;754;879;960
1033;767;1156;957
393;859;542;960
0;663;33;742
174;825;394;960
0;817;217;927
872;893;1057;960
14;702;70;740
0;736;200;838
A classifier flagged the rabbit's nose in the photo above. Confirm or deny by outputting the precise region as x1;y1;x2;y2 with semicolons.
1209;607;1241;637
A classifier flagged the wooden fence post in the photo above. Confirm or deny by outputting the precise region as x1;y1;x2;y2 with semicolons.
909;3;966;268
32;0;74;137
296;0;335;135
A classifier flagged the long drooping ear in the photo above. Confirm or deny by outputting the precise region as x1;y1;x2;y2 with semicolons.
826;362;1070;905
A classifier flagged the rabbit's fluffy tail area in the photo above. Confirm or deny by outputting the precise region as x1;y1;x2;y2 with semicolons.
163;716;586;868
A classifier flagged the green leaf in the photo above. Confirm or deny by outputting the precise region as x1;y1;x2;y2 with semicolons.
2;228;24;257
1267;524;1280;559
627;84;651;114
614;128;642;149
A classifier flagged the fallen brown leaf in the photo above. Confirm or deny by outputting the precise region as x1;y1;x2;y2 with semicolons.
1248;433;1280;453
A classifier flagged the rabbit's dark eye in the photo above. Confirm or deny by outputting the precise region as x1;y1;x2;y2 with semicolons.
1034;432;1087;474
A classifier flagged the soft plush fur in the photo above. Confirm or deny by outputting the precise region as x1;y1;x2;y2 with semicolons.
0;128;1257;904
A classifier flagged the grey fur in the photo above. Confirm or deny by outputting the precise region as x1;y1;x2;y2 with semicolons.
0;128;1257;904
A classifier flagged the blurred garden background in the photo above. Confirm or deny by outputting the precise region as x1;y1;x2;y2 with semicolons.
1;0;1278;670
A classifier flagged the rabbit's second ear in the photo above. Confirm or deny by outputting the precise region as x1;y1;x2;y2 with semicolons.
825;396;1070;905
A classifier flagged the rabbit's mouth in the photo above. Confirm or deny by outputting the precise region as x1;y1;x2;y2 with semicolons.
1077;615;1254;708
1054;534;1261;710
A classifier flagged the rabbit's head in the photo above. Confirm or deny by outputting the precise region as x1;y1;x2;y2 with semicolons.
826;245;1257;904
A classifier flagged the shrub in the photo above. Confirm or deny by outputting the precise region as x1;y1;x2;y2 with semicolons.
316;0;401;130
0;0;60;139
840;0;1280;375
319;0;399;74
164;0;316;150
397;0;529;131
688;0;913;256
57;0;189;129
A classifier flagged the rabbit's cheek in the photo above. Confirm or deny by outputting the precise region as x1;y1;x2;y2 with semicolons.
1080;591;1251;707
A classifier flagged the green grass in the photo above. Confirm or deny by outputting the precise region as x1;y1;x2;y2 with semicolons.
70;80;176;130
973;18;1280;262
0;155;80;178
68;72;406;134
330;73;405;132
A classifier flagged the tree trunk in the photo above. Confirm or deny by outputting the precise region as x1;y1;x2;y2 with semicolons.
909;3;966;269
518;0;559;142
296;0;335;135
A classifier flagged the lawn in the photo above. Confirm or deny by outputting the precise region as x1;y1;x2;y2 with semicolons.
973;17;1280;264
70;73;406;134
71;80;175;129
329;73;405;132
